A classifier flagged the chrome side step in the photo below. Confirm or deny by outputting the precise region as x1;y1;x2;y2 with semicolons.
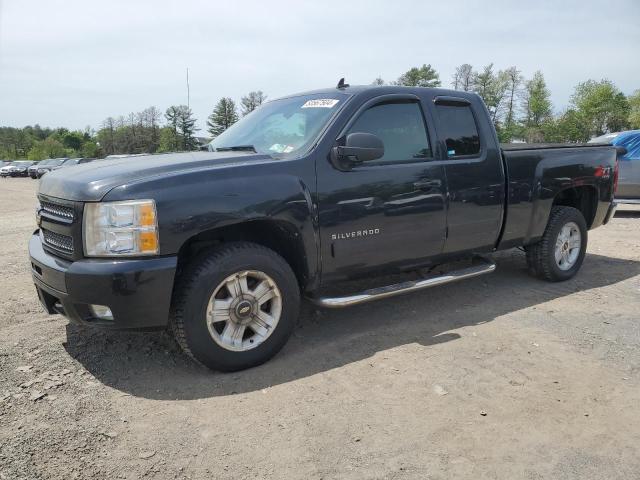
308;257;496;308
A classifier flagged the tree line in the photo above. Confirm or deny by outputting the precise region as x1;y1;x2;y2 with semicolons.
1;68;638;160
374;63;639;143
0;91;267;160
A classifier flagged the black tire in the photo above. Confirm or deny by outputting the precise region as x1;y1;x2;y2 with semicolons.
170;242;300;371
525;206;588;282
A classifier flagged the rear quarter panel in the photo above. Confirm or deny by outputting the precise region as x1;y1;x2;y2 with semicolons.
499;146;616;249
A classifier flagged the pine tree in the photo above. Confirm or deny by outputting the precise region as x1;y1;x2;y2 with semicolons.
629;90;640;129
240;91;267;116
522;71;553;142
100;117;117;155
164;105;197;151
471;64;509;125
207;98;239;137
451;64;473;91
165;106;180;137
396;64;441;88
472;64;496;103
502;66;523;141
177;105;198;150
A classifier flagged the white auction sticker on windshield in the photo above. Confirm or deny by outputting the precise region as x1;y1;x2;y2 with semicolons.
301;99;339;109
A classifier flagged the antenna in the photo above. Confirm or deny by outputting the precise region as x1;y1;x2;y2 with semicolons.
186;68;190;109
336;77;349;89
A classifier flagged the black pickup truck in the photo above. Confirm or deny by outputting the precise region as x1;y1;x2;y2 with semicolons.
29;83;619;371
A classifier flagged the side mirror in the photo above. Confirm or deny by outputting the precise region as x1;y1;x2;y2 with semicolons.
335;132;384;164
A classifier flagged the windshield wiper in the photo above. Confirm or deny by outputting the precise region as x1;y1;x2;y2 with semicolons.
215;145;257;153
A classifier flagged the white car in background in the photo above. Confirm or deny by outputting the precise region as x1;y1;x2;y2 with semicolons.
1;161;19;177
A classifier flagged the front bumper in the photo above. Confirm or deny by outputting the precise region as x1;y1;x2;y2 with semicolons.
29;232;177;329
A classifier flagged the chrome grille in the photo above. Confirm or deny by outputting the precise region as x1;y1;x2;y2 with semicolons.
41;201;75;221
42;229;74;254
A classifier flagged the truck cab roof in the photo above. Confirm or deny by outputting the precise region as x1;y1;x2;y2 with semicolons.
279;84;480;103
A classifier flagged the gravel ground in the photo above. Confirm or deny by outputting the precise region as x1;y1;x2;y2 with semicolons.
1;177;639;479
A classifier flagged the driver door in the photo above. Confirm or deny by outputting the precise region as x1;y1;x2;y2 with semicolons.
316;96;447;283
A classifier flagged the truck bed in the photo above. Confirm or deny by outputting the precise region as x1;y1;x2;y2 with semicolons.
498;144;617;250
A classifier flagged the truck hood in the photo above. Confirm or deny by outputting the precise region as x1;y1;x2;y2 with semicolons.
38;151;273;201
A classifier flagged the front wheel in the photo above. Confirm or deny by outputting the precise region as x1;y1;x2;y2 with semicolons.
525;206;588;282
170;242;300;371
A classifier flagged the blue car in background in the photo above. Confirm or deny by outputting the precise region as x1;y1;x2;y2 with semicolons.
590;130;640;204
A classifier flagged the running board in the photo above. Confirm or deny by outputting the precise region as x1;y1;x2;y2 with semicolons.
308;257;496;308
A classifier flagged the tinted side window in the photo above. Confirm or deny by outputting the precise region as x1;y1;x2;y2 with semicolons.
435;104;481;158
348;102;431;162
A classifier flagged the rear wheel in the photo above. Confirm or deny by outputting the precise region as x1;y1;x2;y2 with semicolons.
170;242;300;371
525;206;588;282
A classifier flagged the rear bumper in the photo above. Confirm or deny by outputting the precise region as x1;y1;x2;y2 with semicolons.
614;198;640;205
29;232;177;329
603;201;618;225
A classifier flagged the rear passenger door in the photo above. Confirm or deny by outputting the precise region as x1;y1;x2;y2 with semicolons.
433;97;505;254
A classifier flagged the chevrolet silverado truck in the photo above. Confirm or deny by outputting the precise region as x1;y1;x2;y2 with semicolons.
29;82;620;371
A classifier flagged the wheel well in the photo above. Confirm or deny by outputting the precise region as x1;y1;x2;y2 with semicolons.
176;220;309;287
552;186;598;228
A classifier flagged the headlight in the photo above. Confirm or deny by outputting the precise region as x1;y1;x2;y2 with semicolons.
83;200;159;256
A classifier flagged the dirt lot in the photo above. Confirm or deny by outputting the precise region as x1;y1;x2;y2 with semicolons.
1;177;639;479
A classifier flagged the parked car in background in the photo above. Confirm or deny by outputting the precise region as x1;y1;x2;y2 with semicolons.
28;163;40;178
103;154;150;159
54;158;95;170
35;158;68;178
30;158;66;179
0;161;18;177
589;130;640;204
7;161;35;177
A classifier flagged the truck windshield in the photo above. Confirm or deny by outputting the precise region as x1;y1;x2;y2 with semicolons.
208;94;346;157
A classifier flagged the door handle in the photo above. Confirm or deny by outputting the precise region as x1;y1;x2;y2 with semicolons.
413;179;441;190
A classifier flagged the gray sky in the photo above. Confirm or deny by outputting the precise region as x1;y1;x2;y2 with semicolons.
1;0;638;132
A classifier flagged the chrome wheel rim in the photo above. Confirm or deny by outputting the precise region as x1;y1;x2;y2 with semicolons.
206;270;282;352
554;222;581;271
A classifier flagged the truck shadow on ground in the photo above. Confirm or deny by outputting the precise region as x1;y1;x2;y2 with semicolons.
64;250;640;400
